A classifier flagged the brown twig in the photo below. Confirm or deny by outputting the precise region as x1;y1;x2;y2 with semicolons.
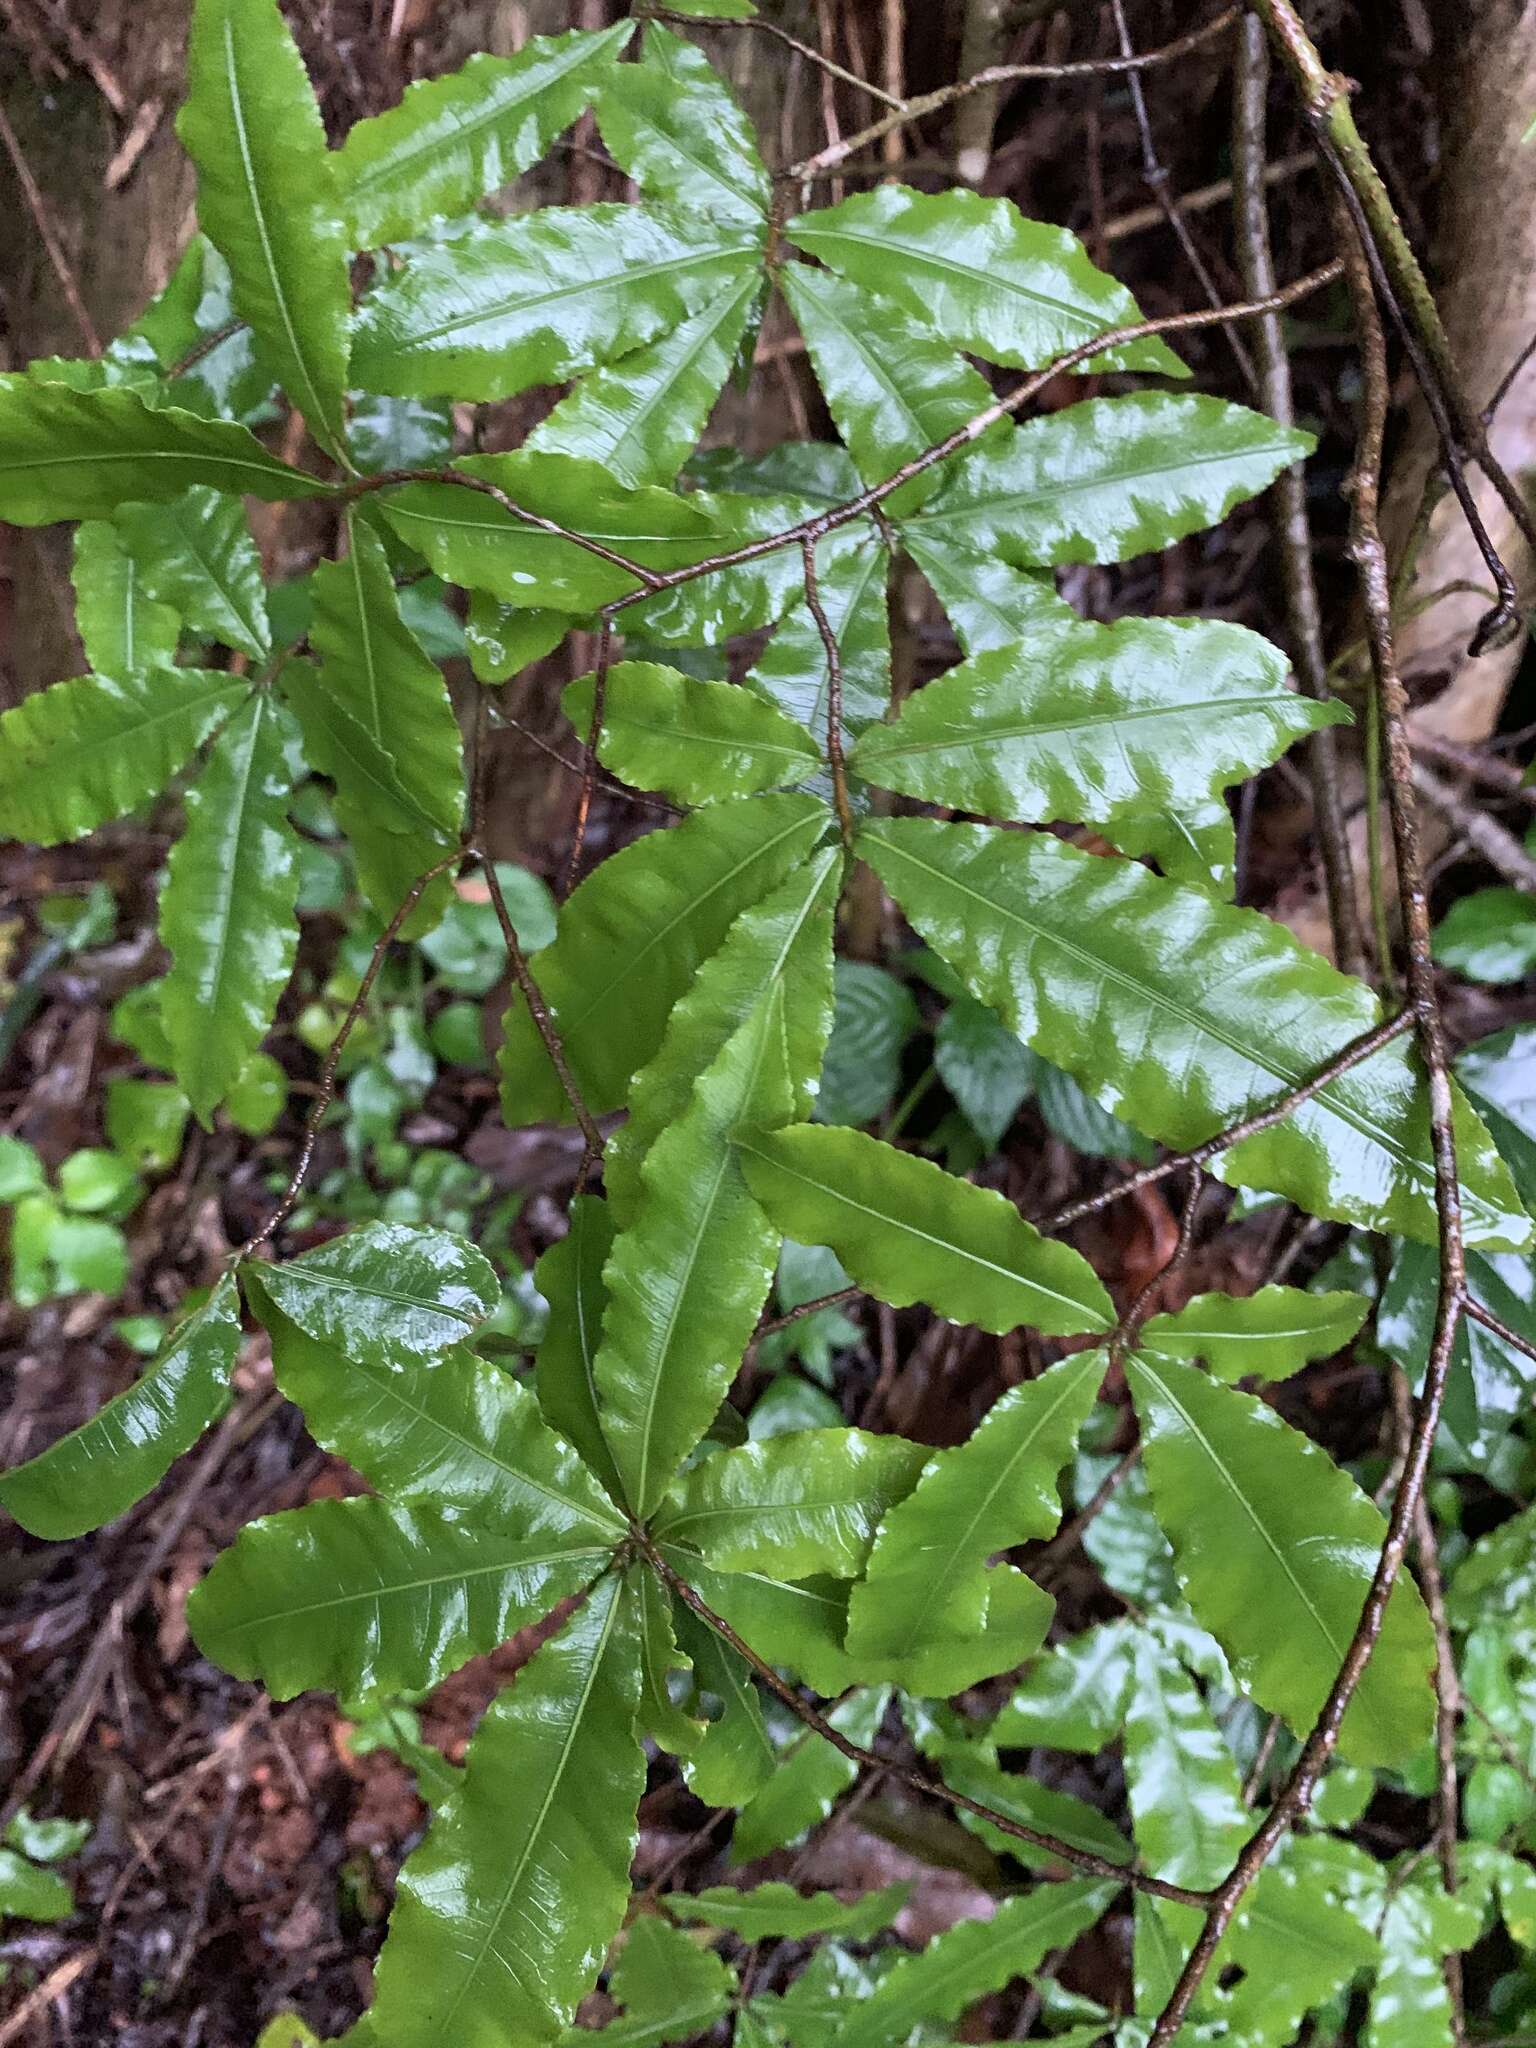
1103;150;1315;245
1462;1295;1536;1370
801;536;856;850
563;620;614;899
640;8;905;109
0;94;100;355
754;1286;862;1340
1410;760;1536;893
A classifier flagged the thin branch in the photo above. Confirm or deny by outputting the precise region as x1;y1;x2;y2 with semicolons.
801;536;857;850
754;1286;862;1340
0;94;100;356
1462;1294;1536;1369
1103;149;1315;245
563;619;615;898
167;317;246;382
640;8;905;109
1108;1167;1206;1365
1411;759;1536;892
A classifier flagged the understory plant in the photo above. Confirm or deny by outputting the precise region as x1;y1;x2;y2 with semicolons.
3;2;1536;2045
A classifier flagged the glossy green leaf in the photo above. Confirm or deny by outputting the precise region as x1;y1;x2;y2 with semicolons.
848;621;1345;863
732;1687;890;1863
72;521;180;675
989;1622;1136;1752
251;1222;499;1367
177;0;351;459
902;529;1076;653
597;25;770;224
0;380;326;524
564;661;821;805
736;1124;1113;1336
159;691;300;1121
780;263;995;516
336;23;632;247
676;1608;777;1806
189;1495;607;1699
594;984;797;1516
1126;1352;1437;1766
593;1914;737;2048
115;489;270;660
0;667;246;846
656;1430;928;1579
635;1570;705;1758
266;1316;625;1541
1140;1285;1371;1381
499;792;830;1123
1447;1502;1536;1627
934;1740;1133;1873
788;185;1182;377
843;1351;1102;1693
0;1272;240;1539
901;392;1311;568
1212;1838;1380;2045
351;204;762;402
859;817;1528;1249
1435;886;1536;984
664;1882;909;1940
934;994;1038;1149
666;1551;863;1698
1381;1238;1536;1460
745;530;892;744
465;594;569;682
526;269;760;488
533;1196;625;1503
1364;1866;1482;2048
368;1572;644;2048
606;852;840;1222
1122;1627;1247;1890
626;488;858;650
831;1881;1117;2048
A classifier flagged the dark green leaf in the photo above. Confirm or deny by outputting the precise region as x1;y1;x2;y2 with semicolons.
251;1221;499;1367
533;1196;625;1502
564;661;821;805
1381;1239;1536;1460
1435;887;1536;983
934;995;1038;1148
676;1609;777;1806
812;960;916;1127
902;529;1076;653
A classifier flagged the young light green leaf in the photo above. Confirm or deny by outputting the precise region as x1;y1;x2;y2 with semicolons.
655;1430;928;1579
335;23;633;248
1122;1627;1248;1890
664;1882;910;1941
745;532;891;743
902;529;1076;653
848;619;1345;845
177;0;352;459
860;817;1529;1250
902;392;1312;568
251;1222;499;1367
533;1196;625;1502
159;691;300;1122
1139;1285;1371;1381
499;792;830;1123
0;1850;74;1924
989;1622;1136;1752
526;270;760;488
0;1273;240;1539
0;668;247;846
351;204;762;403
0;380;327;523
368;1572;644;2048
189;1496;607;1699
736;1124;1114;1336
115;489;270;660
1127;1353;1437;1767
788;185;1183;377
564;662;821;806
843;1351;1103;1693
635;1570;706;1758
596;25;770;224
595;1914;737;2048
732;1687;890;1863
72;521;179;675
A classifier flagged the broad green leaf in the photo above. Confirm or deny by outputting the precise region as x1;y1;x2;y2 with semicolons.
0;668;246;846
934;994;1038;1149
779;262;995;517
160;691;300;1121
351;204;762;402
736;1124;1113;1335
0;1273;240;1539
0;380;326;523
1037;1057;1157;1164
564;661;821;805
676;1608;777;1806
1381;1238;1536;1460
1122;1628;1247;1890
526;269;760;487
189;1496;607;1698
115;489;270;660
1102;795;1240;897
788;185;1183;377
499;792;830;1123
732;1687;890;1862
902;529;1076;653
656;1430;928;1579
1447;1501;1536;1627
860;817;1529;1250
465;594;569;682
813;961;918;1128
1140;1285;1371;1381
72;521;179;675
250;1222;499;1367
745;530;891;743
664;1882;909;1941
843;1351;1102;1692
830;1881;1117;2048
594;986;796;1516
177;0;351;459
635;1570;705;1758
0;1850;73;1924
902;393;1312;569
266;1317;625;1540
1126;1353;1437;1767
666;1550;863;1698
933;1741;1133;1873
989;1622;1136;1752
1434;884;1536;984
1364;1866;1482;2048
606;852;840;1221
849;620;1345;862
592;1914;737;2048
533;1196;625;1502
378;452;721;614
368;1572;644;2047
597;25;770;224
1213;1838;1380;2045
0;1136;46;1202
625;488;858;650
336;23;633;247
